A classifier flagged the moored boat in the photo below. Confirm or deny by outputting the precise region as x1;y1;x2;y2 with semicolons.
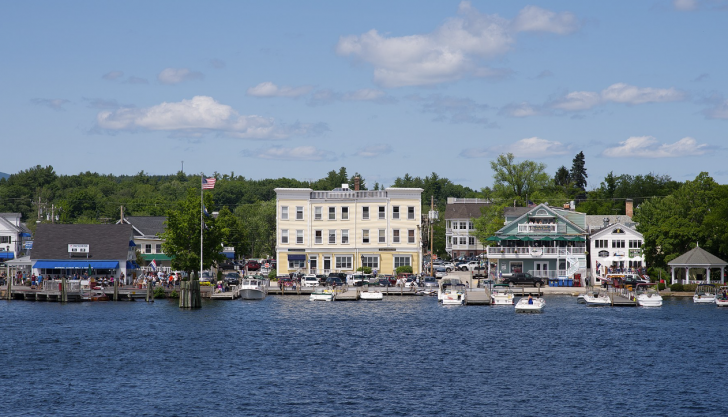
438;278;465;305
239;278;268;300
310;289;335;301
583;290;611;306
360;290;383;300
716;286;728;307
693;283;717;304
491;284;514;305
515;296;545;312
636;283;662;307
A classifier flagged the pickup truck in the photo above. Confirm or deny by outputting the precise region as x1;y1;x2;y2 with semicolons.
502;272;545;288
459;261;480;271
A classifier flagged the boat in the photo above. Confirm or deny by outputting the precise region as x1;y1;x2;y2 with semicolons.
438;278;466;305
491;284;514;305
360;290;383;300
635;283;662;307
309;288;335;301
515;296;545;312
239;278;268;300
582;290;611;306
716;286;728;307
90;290;109;301
693;283;717;304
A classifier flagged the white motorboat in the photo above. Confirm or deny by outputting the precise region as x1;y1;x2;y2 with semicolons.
515;296;545;312
491;284;514;305
437;278;464;302
441;288;465;305
239;278;268;300
360;290;383;300
635;283;662;307
309;289;335;301
583;290;611;306
693;283;717;304
716;286;728;307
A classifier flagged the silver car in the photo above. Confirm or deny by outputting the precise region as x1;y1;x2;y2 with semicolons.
422;276;438;290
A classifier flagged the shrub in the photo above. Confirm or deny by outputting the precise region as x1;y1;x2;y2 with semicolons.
268;269;277;279
683;284;697;293
356;266;372;274
657;283;666;291
200;281;212;286
168;290;179;299
153;286;166;299
396;265;413;275
670;283;684;292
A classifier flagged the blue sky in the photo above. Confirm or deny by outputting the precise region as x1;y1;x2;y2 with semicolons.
2;0;727;190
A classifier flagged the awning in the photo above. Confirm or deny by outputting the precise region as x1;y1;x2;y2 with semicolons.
141;254;173;261
129;240;137;247
569;236;586;242
485;236;501;241
0;252;15;259
126;261;141;269
21;232;32;237
288;254;306;261
33;260;120;269
222;251;235;259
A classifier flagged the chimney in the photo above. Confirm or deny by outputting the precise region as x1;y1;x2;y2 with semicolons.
354;176;360;191
625;199;633;218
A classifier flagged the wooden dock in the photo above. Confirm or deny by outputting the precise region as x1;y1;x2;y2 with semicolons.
465;288;491;305
266;285;420;297
210;285;240;300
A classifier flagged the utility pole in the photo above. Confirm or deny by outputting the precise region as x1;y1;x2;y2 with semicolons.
428;195;438;277
120;205;124;223
51;204;55;224
181;161;184;173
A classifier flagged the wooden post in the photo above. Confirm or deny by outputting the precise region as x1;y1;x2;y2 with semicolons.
113;275;119;301
179;272;202;309
146;282;152;302
61;276;68;303
6;273;11;300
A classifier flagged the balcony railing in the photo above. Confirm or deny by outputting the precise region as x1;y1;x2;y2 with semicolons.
516;224;567;234
487;247;586;256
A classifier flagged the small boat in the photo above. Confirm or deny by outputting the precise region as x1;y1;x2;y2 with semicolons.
239;278;268;300
438;278;465;305
90;291;109;301
360;290;383;300
583;290;611;306
693;283;717;304
515;296;545;312
310;289;335;301
716;286;728;307
491;284;514;305
636;283;662;307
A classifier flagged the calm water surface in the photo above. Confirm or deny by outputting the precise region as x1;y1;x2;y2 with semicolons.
1;295;726;416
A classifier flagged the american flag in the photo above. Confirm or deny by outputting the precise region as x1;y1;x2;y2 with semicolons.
150;259;157;271
202;177;216;189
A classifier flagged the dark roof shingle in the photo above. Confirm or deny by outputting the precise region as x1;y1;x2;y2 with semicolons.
32;224;133;260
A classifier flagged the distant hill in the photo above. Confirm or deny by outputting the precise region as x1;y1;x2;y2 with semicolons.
0;172;9;180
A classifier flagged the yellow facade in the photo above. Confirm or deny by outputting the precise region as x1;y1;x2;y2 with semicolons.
275;187;423;276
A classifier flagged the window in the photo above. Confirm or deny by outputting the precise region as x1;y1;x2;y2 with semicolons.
328;207;336;220
144;244;152;254
363;206;369;220
296;206;304;220
335;255;352;269
460;222;467;229
329;230;336;244
379;206;385;220
296;230;303;244
612;240;625;248
155;244;162;253
408;206;415;220
408;229;415;244
468;221;474;230
394;255;411;268
0;236;10;244
362;255;379;269
281;206;288;220
315;230;323;244
341;229;349;244
281;230;289;244
393;229;400;243
446;220;451;229
460;237;467;245
362;230;370;243
288;259;305;269
341;206;349;220
379;229;386;243
393;206;400;219
629;240;642;248
314;207;322;220
594;240;608;249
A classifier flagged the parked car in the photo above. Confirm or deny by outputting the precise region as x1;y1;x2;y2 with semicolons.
378;275;396;286
434;266;448;278
316;274;328;284
245;260;261;271
472;266;487;278
223;272;241;286
325;277;344;287
377;278;392;287
350;274;366;286
278;276;294;287
200;271;214;282
404;277;418;288
422;276;438;290
302;274;319;287
459;261;480;271
439;262;455;272
502;272;545;288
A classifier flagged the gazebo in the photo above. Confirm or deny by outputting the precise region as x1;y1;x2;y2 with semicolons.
668;246;727;284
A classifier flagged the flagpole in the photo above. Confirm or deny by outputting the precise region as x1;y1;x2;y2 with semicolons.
200;173;203;280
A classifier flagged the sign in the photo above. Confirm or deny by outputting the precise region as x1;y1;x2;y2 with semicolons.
432;254;438;260
265;263;270;268
222;246;235;252
24;241;33;250
378;248;396;251
68;244;90;253
288;248;305;252
529;225;553;233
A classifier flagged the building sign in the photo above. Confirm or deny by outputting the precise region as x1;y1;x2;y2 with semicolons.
68;244;90;253
223;246;235;252
288;248;305;252
24;241;33;250
379;248;396;251
529;225;554;233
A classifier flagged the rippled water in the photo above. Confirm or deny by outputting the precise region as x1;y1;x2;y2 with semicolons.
1;295;726;416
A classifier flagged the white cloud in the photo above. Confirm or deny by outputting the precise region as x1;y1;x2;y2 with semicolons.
602;136;709;158
511;5;580;34
460;137;569;158
255;146;336;161
31;98;70;110
551;91;602;111
354;144;392;158
336;2;578;87
96;95;325;139
102;71;124;81
673;0;698;11
157;68;204;85
499;102;543;117
247;82;313;98
601;83;686;104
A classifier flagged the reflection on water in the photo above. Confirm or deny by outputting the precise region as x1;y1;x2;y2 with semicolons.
1;296;726;416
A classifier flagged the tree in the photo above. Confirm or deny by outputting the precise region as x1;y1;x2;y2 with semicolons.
161;189;225;277
215;206;245;259
570;151;587;198
554;166;570;187
490;153;550;206
349;172;367;190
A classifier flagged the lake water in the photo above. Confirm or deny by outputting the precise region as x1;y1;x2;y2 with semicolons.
1;295;726;416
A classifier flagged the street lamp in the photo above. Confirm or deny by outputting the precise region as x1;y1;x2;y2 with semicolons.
361;254;365;272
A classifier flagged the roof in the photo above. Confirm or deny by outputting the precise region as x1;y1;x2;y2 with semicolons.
445;202;490;219
504;207;530;218
589;222;643;239
668;246;728;267
0;216;20;233
120;216;166;237
31;224;133;261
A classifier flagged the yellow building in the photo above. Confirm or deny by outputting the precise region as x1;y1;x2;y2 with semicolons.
275;185;423;276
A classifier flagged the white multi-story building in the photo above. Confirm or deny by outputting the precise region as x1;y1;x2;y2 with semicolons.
444;198;490;259
275;184;423;275
0;213;30;262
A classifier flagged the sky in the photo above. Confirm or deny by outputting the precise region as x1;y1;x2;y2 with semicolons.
2;0;727;190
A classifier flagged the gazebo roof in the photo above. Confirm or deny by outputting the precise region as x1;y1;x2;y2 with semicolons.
668;246;727;267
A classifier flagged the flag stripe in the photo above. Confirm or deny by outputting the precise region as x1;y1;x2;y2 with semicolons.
202;177;216;189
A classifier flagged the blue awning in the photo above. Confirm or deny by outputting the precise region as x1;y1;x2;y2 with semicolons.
288;254;306;261
33;260;120;269
0;253;15;259
21;232;32;238
222;251;235;259
129;240;137;247
126;261;140;269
